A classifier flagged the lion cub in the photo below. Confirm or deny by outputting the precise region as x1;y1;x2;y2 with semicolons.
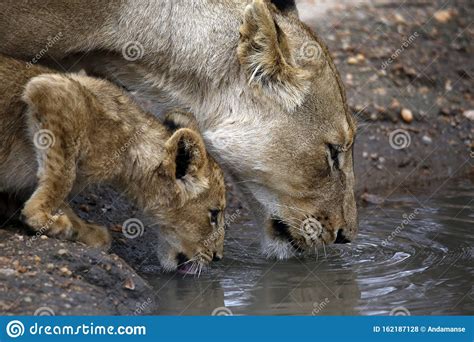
0;55;226;273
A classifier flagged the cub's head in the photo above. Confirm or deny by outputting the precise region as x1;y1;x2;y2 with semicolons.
231;0;358;258
147;110;226;274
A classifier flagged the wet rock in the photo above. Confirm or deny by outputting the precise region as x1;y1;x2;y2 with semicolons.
0;229;153;315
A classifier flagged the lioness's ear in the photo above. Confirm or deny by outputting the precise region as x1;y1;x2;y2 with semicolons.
238;0;310;111
165;128;209;200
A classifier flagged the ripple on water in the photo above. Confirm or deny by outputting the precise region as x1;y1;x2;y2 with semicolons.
148;180;474;315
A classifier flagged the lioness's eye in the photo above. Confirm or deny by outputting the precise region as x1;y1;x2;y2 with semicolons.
328;144;340;170
210;209;220;225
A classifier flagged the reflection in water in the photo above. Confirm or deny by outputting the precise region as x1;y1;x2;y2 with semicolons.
147;179;474;315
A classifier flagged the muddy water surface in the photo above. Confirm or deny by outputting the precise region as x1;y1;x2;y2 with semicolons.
148;179;473;315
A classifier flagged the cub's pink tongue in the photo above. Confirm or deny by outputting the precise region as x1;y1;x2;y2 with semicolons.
177;263;197;275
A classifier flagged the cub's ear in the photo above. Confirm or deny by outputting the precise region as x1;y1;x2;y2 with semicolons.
238;0;310;111
270;0;299;18
164;128;209;201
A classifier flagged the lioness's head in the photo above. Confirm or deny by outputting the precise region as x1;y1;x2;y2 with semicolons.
144;112;226;274
223;0;357;258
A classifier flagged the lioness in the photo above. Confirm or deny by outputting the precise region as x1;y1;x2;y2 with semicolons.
0;55;226;273
0;0;358;259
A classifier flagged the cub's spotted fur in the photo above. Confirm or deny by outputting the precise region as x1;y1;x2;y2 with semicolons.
0;55;226;273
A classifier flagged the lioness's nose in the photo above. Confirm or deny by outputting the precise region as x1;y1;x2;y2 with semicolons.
334;229;351;244
212;252;222;262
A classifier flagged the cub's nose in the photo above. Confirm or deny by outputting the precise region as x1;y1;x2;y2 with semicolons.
212;252;222;262
334;229;351;244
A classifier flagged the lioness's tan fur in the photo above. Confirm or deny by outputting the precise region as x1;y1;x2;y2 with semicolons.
0;0;357;259
0;55;226;272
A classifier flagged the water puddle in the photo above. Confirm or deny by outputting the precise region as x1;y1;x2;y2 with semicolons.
146;179;473;315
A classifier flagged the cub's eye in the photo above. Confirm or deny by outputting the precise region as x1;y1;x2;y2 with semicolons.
209;209;220;225
328;144;340;170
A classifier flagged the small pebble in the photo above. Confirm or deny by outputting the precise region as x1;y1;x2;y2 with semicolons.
123;277;136;291
79;204;90;213
422;135;433;145
59;267;72;277
401;108;414;123
57;249;68;256
0;268;16;277
463;110;474;121
434;9;454;23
